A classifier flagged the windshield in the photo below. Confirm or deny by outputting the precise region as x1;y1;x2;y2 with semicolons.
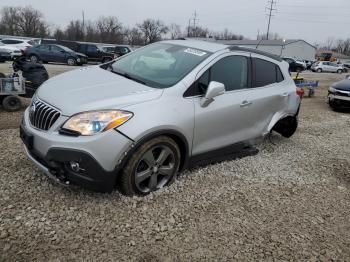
110;43;212;88
59;45;74;52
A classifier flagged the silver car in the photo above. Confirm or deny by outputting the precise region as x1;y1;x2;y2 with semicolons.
311;61;344;73
20;40;301;196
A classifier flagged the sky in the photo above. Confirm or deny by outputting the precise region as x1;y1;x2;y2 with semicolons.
1;0;349;44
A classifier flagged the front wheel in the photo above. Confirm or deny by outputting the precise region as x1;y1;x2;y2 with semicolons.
67;57;76;66
317;68;322;73
337;69;343;74
119;136;181;196
29;55;39;63
2;96;22;112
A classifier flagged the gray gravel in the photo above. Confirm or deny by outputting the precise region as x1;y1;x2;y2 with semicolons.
0;68;350;261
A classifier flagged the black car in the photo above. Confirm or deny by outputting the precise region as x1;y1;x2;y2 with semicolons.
0;50;11;62
114;45;132;58
25;44;88;66
282;57;305;72
328;76;350;110
41;40;115;64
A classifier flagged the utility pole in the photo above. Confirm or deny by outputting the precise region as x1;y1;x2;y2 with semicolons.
266;0;276;40
82;10;85;40
188;18;191;37
193;10;199;37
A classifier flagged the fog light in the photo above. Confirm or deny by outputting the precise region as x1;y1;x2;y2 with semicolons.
69;161;84;172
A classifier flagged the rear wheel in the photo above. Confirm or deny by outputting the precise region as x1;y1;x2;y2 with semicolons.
119;136;181;196
273;116;298;138
317;68;322;73
29;55;39;63
337;69;343;74
2;96;22;112
67;57;76;66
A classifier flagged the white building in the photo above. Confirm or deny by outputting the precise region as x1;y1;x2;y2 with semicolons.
215;39;317;61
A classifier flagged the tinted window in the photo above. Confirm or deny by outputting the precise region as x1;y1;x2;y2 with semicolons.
276;66;284;82
211;56;248;91
51;45;63;52
37;45;50;51
184;56;249;97
253;58;279;87
87;45;98;53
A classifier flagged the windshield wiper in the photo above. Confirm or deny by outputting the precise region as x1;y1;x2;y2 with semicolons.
111;69;147;86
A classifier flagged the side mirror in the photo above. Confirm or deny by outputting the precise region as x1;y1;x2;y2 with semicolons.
200;81;225;107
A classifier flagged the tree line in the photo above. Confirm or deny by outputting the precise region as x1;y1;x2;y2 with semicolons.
0;6;244;46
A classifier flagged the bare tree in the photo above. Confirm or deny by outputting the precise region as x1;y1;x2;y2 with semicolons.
187;25;208;38
65;20;85;41
0;6;49;37
96;16;123;43
124;27;144;46
137;19;168;44
169;23;182;39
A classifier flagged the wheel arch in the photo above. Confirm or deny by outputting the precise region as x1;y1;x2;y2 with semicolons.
115;129;190;174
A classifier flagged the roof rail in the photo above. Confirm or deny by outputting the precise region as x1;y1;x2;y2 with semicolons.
228;45;282;62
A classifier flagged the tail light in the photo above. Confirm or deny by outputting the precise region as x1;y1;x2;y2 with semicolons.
296;87;304;99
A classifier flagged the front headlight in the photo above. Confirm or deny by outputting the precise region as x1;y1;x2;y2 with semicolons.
62;110;133;136
329;86;336;93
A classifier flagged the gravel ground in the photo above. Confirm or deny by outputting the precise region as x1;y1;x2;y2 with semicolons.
0;64;350;261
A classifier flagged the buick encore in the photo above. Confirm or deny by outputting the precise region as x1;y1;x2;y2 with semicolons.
20;40;301;196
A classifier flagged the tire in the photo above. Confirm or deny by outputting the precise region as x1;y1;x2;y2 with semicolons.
317;68;322;73
119;136;181;196
337;69;343;74
67;57;76;66
2;96;22;112
29;55;39;63
273;116;298;138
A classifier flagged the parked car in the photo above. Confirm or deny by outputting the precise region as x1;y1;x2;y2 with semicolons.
114;45;133;58
282;57;305;72
311;61;344;73
342;60;350;69
0;38;34;51
41;40;115;64
102;46;116;53
0;49;11;62
20;40;301;195
0;43;22;60
304;60;314;70
25;44;88;66
328;75;350;110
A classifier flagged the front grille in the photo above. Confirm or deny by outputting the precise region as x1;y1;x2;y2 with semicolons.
29;98;61;131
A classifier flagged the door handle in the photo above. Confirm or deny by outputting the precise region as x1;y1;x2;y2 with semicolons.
281;92;290;97
240;100;252;107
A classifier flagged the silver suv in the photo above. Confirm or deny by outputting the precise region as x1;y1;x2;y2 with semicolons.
20;40;301;196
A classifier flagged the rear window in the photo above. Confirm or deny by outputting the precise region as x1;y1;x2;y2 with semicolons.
253;58;284;87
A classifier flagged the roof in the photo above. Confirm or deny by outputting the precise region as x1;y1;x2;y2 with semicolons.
163;39;227;53
216;39;317;49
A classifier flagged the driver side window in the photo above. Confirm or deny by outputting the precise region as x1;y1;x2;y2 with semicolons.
184;55;249;97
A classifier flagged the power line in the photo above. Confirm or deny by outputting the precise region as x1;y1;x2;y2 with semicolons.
266;0;277;40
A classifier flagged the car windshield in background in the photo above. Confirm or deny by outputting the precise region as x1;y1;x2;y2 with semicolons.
59;45;74;52
110;43;211;88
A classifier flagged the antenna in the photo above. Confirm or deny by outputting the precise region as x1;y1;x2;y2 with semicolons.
266;0;277;40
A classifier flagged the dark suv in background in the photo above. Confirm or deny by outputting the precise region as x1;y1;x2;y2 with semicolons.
41;40;114;64
282;57;306;72
114;45;132;58
25;44;88;66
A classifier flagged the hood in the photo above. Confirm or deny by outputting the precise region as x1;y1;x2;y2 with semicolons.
37;66;163;116
332;78;350;91
75;52;88;58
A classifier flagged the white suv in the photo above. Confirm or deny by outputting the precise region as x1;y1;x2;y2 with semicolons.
312;61;344;73
0;38;35;51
